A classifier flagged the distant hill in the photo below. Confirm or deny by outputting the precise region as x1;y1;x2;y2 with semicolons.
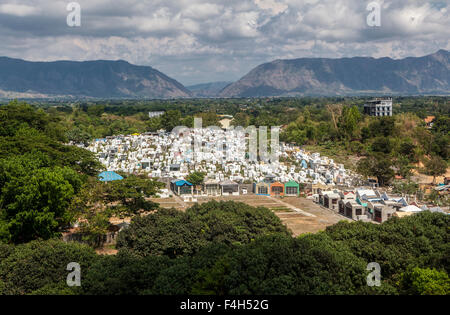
187;81;233;97
220;50;450;97
0;57;192;99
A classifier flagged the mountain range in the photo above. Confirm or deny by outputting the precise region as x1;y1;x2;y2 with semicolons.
0;57;191;99
220;50;450;97
0;50;449;99
187;81;232;98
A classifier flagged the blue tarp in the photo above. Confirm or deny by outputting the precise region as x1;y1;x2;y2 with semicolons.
172;180;193;186
98;171;124;182
300;160;308;169
356;197;368;207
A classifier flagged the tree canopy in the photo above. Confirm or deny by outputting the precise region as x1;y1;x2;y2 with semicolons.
1;211;447;295
116;200;291;258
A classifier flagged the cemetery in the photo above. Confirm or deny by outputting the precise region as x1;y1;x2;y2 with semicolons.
84;128;438;227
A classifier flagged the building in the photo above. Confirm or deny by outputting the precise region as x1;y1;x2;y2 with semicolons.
393;205;423;218
220;180;239;196
285;180;300;197
338;191;364;219
239;183;253;195
307;183;332;195
170;164;181;172
98;171;124;183
264;174;277;183
270;182;285;196
424;116;435;129
204;179;221;196
170;179;193;195
254;182;270;196
149;111;165;118
363;98;393;117
323;192;340;211
367;201;396;223
341;200;365;220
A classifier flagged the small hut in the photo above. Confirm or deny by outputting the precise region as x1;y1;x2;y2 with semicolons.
270;182;285;196
220;180;239;196
284;180;300;196
204;179;221;196
254;181;270;196
170;179;193;195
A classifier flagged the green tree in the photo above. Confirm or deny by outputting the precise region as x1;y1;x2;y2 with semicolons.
369;116;396;137
103;175;163;218
161;110;181;131
116;201;291;258
224;234;367;295
357;153;395;187
66;128;92;145
80;251;173;295
0;239;96;295
400;267;450;295
338;106;361;139
196;111;220;127
232;112;250;128
186;171;206;186
371;136;392;154
147;117;162;132
422;155;447;184
86;105;105;117
0;156;83;243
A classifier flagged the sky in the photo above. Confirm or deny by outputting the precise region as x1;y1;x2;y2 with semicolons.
0;0;448;86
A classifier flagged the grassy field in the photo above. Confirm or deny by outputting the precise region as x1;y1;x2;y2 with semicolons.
303;143;361;170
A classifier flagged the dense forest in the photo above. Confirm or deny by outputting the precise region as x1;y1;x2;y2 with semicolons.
0;99;448;295
0;210;448;295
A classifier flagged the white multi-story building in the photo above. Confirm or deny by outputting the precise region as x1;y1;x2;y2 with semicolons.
148;111;165;118
364;98;393;117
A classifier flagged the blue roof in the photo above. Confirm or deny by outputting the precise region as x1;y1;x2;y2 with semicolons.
172;179;193;186
98;171;124;182
356;197;368;207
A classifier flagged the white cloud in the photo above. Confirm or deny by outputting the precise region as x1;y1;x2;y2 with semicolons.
254;0;288;15
0;3;37;16
0;0;447;85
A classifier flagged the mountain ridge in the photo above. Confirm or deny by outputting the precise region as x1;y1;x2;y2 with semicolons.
1;50;449;99
0;57;192;99
219;50;450;97
187;81;233;98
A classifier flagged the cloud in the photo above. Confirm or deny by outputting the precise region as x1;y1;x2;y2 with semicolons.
0;0;448;85
0;3;37;16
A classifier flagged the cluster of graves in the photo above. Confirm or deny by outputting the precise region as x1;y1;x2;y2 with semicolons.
85;130;362;188
314;188;444;223
82;131;447;223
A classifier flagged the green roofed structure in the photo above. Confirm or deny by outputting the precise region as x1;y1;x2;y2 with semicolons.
98;171;124;182
285;180;300;196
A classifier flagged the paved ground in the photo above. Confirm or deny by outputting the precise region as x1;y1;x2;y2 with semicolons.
277;197;352;236
266;196;316;217
149;194;351;236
